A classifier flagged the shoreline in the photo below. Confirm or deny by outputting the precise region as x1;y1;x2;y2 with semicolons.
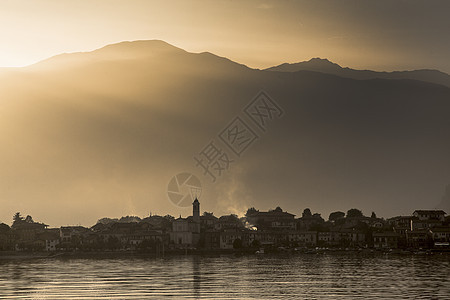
1;248;449;260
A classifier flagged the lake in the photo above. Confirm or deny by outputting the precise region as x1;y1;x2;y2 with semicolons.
1;253;449;299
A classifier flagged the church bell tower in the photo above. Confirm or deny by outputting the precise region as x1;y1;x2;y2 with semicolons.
193;198;200;223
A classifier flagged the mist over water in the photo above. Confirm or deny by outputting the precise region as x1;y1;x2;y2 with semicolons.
1;255;449;299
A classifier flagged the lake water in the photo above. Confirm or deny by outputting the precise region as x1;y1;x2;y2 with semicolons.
1;254;449;299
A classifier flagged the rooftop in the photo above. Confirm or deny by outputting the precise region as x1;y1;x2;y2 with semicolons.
413;210;446;215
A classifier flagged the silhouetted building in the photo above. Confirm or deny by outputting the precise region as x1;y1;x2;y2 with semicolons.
373;232;400;249
38;229;60;251
287;231;317;247
215;214;244;231
247;207;296;230
203;230;221;249
389;216;415;234
170;198;201;248
193;199;200;224
60;226;90;243
431;227;450;243
407;229;433;248
200;213;218;231
412;210;446;222
219;229;246;249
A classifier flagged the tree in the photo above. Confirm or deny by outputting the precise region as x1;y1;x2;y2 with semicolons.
97;217;119;225
0;223;10;230
12;212;24;228
245;207;259;217
233;238;243;249
302;208;312;218
13;212;23;223
163;214;175;221
328;211;345;222
313;213;323;220
25;215;34;223
161;215;175;230
119;216;141;223
250;239;261;248
371;212;377;219
229;214;240;221
346;208;363;218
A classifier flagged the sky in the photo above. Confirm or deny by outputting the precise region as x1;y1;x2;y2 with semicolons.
1;0;450;73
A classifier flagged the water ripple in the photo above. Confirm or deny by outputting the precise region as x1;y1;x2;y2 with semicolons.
0;254;449;299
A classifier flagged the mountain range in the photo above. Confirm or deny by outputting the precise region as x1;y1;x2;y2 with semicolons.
0;40;449;226
265;58;450;88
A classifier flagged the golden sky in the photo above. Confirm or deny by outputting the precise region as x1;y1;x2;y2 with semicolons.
1;0;449;72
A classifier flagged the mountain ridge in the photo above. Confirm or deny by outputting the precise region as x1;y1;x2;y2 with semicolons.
2;40;449;88
265;57;450;88
23;40;252;76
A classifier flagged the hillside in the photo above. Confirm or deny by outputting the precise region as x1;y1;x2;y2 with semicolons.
0;41;449;225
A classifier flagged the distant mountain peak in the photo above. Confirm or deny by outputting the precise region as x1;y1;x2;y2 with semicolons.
305;57;342;69
266;57;343;73
28;40;187;70
265;57;450;88
26;39;251;74
94;39;186;55
308;57;336;64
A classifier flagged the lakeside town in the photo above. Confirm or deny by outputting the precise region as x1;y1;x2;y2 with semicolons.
1;199;449;255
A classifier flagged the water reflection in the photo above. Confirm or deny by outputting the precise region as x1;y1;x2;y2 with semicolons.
0;254;449;299
192;256;201;298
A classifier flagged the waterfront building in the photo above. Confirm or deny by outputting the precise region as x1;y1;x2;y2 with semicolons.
247;207;296;230
373;232;400;249
170;198;201;248
412;210;446;222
